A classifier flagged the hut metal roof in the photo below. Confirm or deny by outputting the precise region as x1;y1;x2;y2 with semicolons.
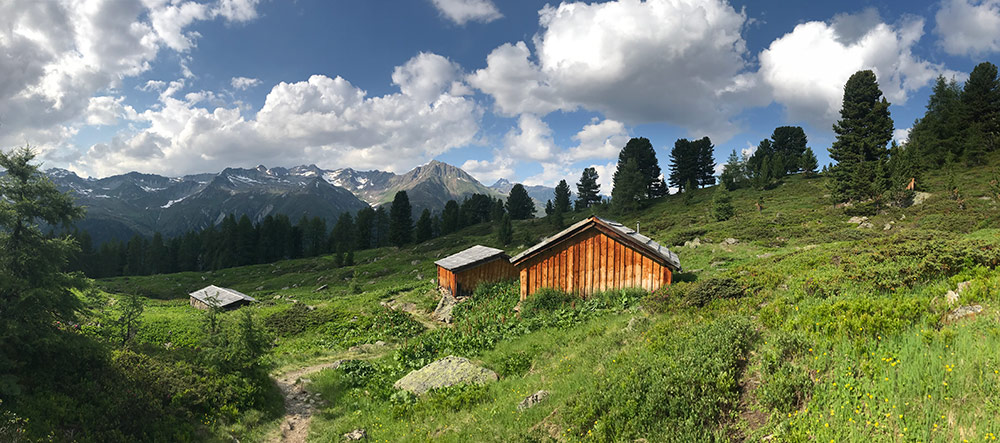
189;285;256;307
509;216;681;271
434;245;509;272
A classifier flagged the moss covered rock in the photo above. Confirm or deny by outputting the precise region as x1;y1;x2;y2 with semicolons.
393;356;498;395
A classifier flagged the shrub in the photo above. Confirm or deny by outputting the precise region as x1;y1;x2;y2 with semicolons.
495;351;533;377
685;276;746;307
568;317;757;441
756;332;812;412
642;282;691;313
521;287;575;315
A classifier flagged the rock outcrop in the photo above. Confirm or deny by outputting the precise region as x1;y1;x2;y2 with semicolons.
393;356;498;395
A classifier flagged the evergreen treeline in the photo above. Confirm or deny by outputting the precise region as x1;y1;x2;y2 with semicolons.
68;191;512;278
908;61;1000;167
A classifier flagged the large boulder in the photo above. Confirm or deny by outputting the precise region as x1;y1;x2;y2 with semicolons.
393;356;498;395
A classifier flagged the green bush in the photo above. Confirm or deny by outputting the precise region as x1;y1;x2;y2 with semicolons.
642;282;691;313
685;276;746;307
521;287;575;315
495;350;533;377
568;317;757;441
756;332;812;412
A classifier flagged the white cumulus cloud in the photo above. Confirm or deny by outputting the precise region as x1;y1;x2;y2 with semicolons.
0;0;263;166
469;0;762;142
935;0;1000;56
75;53;482;177
430;0;502;25
758;10;961;129
230;76;262;90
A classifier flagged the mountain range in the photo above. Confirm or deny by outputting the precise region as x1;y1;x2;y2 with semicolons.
43;160;553;244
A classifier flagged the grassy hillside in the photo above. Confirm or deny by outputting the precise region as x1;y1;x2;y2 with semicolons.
15;153;1000;441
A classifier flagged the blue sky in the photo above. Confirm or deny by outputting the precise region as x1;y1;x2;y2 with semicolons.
1;0;998;193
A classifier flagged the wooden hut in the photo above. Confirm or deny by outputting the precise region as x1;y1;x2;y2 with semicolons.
435;245;518;297
189;285;256;310
509;216;681;300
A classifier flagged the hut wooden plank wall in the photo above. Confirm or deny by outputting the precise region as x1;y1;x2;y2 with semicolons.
435;245;518;297
510;217;681;300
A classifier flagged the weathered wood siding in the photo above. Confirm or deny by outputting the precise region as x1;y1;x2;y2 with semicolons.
518;229;672;299
437;258;517;297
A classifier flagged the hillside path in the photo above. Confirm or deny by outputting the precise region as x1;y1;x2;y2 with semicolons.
271;360;343;443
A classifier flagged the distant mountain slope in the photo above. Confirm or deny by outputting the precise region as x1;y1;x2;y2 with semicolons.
48;165;370;243
375;160;500;215
490;178;559;211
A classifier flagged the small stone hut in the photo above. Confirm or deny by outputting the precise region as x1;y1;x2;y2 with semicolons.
189;285;256;310
509;216;681;300
435;245;518;297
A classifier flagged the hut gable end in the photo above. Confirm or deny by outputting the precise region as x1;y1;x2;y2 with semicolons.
436;245;517;297
510;216;680;299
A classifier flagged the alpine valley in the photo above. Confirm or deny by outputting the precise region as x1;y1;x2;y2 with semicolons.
42;160;544;244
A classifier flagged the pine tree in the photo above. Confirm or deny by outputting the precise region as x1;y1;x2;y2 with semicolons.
669;137;714;190
828;70;894;203
415;209;433;243
909;75;964;166
331;212;356;252
0;146;85;394
712;185;734;221
575;167;601;210
617;137;663;198
612;157;646;213
553;179;572;213
544;200;554;216
354;207;375;250
374;206;390;247
694;137;717;187
489;198;505;222
800;147;819;176
497;213;514;246
961;62;1000;160
720;149;747;190
649;178;669;198
506;184;535;219
441;200;460;233
770;126;808;174
388;191;413;247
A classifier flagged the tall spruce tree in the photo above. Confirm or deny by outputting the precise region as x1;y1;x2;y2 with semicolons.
612;157;646;213
694;136;717;187
415;209;433;243
554;179;572;214
388;191;413;247
354;207;375;250
908;75;964;165
669;138;696;191
441;200;460;234
331;212;356;253
961;62;1000;158
670;138;714;191
374;206;390;247
575;167;601;210
828;70;894;203
770;126;808;174
0;146;85;395
800;147;819;176
506;184;535;219
720;149;748;190
617;137;663;198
